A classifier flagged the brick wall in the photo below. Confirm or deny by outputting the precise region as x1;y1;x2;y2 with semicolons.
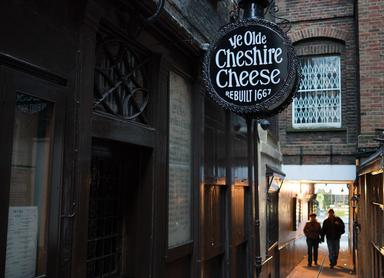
357;0;384;150
276;0;359;165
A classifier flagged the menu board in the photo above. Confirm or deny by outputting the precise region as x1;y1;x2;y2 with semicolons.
5;206;38;278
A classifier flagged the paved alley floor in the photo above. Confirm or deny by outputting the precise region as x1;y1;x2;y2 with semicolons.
287;234;356;278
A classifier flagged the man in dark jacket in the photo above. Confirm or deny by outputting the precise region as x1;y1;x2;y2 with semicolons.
304;212;322;267
320;208;345;268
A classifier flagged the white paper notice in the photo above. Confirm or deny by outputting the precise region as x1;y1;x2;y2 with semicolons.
5;206;38;278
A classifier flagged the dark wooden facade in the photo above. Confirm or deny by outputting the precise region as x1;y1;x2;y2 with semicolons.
0;1;308;277
356;146;384;278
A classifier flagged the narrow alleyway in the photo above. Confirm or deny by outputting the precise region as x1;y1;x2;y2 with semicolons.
287;234;356;278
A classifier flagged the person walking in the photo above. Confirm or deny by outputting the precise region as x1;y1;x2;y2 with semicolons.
303;212;321;267
320;208;345;268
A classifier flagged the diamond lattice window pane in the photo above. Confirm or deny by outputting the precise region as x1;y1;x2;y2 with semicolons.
293;56;341;128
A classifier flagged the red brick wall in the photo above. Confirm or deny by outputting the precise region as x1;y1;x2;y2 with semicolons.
276;0;359;165
357;0;384;149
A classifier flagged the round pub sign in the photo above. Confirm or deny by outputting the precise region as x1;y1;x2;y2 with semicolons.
203;18;299;117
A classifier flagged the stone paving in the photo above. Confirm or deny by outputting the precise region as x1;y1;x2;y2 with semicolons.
287;234;356;278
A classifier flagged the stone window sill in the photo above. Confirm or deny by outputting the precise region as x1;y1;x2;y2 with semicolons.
286;127;347;133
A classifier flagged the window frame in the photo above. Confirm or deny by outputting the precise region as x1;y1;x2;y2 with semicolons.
292;55;342;129
0;66;65;278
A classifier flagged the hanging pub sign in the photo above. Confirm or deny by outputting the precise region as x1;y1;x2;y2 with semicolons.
203;18;299;117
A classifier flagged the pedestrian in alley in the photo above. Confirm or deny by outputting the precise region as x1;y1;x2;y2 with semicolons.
320;208;345;269
303;212;321;267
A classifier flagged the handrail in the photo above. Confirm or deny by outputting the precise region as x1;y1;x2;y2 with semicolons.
267;241;279;252
262;255;274;266
278;235;305;251
371;202;384;210
371;241;384;256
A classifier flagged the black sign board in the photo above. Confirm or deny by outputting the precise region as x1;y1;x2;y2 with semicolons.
203;18;299;117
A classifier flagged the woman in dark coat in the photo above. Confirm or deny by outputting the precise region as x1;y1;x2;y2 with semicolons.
304;212;322;267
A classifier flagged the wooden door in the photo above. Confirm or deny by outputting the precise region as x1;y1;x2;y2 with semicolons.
86;139;151;278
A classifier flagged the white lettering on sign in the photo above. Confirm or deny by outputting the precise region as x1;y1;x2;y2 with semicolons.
225;89;272;102
212;30;285;103
215;46;283;68
216;68;280;88
228;31;267;49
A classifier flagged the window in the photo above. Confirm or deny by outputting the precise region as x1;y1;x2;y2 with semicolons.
292;197;302;231
168;71;193;248
93;33;150;124
293;56;341;128
266;192;278;248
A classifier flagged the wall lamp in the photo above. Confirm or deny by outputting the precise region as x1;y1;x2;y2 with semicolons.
351;194;360;208
258;119;271;130
266;165;286;193
371;169;383;175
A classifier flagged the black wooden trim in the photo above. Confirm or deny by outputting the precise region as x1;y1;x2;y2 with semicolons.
358;147;384;175
92;113;156;147
0;68;16;277
0;53;67;86
70;21;96;278
224;111;233;278
192;65;205;278
165;242;194;263
200;245;225;262
232;239;248;248
97;19;152;58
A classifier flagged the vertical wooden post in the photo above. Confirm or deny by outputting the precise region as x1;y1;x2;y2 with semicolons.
245;116;256;278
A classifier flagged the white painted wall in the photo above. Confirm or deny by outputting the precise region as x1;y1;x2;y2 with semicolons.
282;165;356;182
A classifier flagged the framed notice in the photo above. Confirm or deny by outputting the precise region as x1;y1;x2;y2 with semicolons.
5;206;38;278
168;71;192;248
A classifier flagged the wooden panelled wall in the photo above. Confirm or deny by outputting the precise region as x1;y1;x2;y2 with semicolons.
357;171;384;278
201;99;250;278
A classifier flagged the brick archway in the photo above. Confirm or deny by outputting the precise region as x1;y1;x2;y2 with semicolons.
289;26;348;43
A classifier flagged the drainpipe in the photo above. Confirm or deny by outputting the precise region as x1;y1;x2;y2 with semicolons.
238;1;270;277
253;120;262;277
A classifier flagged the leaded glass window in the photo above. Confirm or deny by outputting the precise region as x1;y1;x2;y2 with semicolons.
93;34;150;124
292;56;341;128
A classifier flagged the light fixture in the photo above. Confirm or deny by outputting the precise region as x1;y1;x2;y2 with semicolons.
371;169;383;175
266;165;286;193
259;119;271;130
351;194;360;208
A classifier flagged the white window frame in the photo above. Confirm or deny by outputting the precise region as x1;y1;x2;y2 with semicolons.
292;55;341;129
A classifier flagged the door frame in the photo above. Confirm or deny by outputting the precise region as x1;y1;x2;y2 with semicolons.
0;65;65;277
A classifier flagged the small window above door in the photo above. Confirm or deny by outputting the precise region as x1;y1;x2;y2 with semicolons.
93;32;151;125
